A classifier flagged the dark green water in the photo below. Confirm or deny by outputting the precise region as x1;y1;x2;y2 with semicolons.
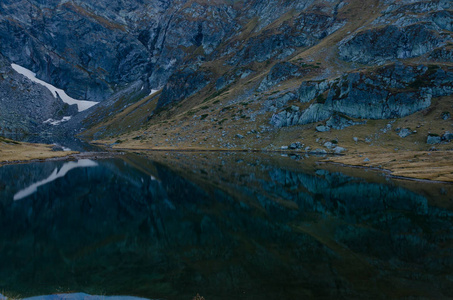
0;152;452;300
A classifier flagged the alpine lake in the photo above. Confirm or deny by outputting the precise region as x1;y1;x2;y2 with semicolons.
0;150;452;300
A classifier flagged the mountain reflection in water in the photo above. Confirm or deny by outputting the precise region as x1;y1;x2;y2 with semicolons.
0;152;452;300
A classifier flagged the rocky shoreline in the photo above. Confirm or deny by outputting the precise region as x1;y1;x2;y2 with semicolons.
0;138;123;167
3;135;452;184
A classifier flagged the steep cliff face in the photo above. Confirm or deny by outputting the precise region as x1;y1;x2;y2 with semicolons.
0;54;75;135
0;0;152;101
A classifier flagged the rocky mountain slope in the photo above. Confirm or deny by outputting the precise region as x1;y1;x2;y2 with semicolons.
0;0;452;153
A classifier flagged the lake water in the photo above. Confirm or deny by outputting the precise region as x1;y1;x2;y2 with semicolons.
0;152;452;299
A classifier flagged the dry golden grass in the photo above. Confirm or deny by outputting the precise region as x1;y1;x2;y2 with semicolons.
0;138;78;165
326;151;453;182
93;93;453;183
82;91;161;140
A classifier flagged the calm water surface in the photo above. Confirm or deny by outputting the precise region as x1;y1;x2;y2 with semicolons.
0;152;452;299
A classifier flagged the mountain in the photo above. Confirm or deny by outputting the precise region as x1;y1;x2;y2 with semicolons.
0;0;452;152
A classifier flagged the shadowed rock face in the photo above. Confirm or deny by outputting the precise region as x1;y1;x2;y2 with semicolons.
339;0;452;65
339;24;446;65
0;0;152;101
158;68;211;109
0;0;346;110
0;153;452;299
0;54;76;135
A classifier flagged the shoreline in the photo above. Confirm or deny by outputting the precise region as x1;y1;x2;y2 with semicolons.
0;151;123;167
2;138;452;184
323;150;453;183
320;161;453;184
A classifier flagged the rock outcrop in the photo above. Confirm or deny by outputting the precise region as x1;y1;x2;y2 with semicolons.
158;67;211;108
339;24;447;65
0;54;75;135
258;62;308;92
339;0;452;65
271;64;453;128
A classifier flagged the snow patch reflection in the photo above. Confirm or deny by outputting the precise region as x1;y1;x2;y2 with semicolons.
13;159;98;201
23;293;152;300
0;293;153;300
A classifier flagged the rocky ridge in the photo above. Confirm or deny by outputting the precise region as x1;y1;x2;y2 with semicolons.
0;0;452;152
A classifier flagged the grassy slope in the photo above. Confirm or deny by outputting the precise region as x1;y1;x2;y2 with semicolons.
0;137;78;165
83;0;453;181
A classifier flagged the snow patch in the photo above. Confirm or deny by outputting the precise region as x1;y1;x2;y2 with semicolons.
11;64;98;112
149;89;159;96
43;116;72;126
13;159;98;201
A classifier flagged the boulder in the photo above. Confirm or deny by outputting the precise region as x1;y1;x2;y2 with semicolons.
316;125;330;132
323;142;334;149
427;135;441;144
442;131;453;141
398;128;413;138
289;142;302;150
334;147;346;154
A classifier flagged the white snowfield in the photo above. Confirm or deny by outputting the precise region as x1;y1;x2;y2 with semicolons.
11;63;98;112
43;116;72;126
13;159;98;201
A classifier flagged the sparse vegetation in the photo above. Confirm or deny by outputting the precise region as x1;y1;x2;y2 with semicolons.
0;136;20;145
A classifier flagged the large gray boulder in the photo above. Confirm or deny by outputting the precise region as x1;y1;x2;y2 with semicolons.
427;135;441;144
